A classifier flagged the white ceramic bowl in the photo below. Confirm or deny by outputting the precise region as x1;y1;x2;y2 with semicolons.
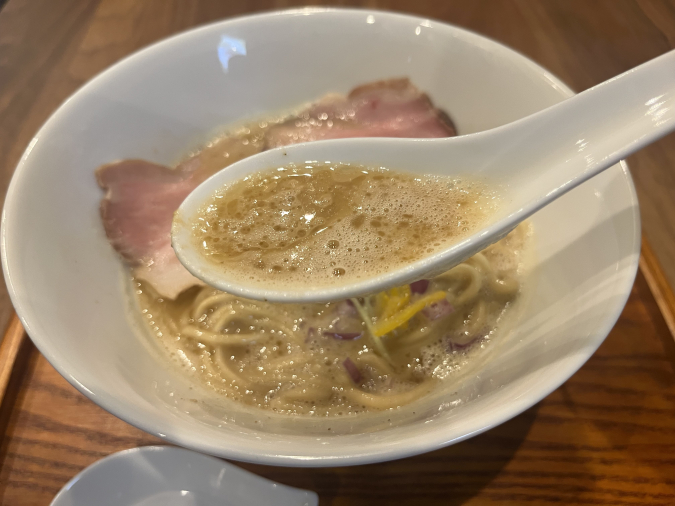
1;8;639;466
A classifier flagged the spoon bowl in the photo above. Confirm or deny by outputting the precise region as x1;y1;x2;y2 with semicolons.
172;49;675;303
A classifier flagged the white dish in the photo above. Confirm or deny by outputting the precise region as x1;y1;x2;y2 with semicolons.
50;446;318;506
1;8;639;466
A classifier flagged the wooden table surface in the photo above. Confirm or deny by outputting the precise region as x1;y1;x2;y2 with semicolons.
1;1;675;504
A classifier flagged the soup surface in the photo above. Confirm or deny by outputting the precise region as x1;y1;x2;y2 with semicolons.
192;163;497;288
138;221;530;416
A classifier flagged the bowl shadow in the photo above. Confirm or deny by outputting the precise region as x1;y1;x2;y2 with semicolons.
239;403;539;505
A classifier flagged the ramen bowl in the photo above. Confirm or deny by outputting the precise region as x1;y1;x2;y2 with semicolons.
1;8;639;466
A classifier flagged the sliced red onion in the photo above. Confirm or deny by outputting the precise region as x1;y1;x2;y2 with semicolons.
410;279;430;294
447;336;479;353
305;327;317;342
343;357;362;383
323;331;363;340
422;299;454;320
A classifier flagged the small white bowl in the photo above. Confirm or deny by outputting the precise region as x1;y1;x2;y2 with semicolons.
1;8;639;466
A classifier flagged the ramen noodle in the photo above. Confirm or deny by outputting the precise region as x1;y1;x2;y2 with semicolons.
137;219;528;416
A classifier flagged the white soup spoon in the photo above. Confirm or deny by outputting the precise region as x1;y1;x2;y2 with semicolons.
172;49;675;303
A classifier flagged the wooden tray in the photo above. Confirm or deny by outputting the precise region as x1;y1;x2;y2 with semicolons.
0;238;674;505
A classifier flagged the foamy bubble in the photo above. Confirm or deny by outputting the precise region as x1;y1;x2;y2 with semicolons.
193;163;498;289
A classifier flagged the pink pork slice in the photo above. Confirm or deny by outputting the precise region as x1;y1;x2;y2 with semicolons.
97;159;204;299
265;78;456;148
97;79;457;299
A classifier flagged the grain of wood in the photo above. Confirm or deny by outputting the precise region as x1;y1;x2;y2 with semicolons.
0;315;24;405
641;237;675;341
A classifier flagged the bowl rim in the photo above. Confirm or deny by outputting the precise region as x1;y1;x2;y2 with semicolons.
1;7;640;467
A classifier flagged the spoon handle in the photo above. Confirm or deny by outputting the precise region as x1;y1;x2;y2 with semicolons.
503;49;675;200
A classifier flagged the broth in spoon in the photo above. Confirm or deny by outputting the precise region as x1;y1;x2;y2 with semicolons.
192;163;498;290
